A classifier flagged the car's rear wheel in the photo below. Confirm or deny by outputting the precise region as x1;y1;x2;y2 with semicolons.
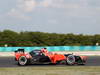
67;55;75;65
18;56;28;66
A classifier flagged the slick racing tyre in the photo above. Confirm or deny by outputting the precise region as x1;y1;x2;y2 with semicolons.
18;56;28;66
67;55;75;65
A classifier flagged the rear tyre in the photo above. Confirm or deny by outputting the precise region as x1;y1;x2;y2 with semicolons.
67;55;75;65
18;56;28;66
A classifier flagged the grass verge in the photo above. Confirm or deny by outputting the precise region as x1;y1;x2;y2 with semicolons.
0;66;100;75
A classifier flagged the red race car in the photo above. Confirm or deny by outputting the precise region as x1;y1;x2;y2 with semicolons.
14;48;87;66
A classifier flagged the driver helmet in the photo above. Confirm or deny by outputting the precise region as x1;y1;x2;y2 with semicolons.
41;48;48;53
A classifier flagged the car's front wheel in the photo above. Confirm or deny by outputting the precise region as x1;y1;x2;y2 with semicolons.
18;56;28;66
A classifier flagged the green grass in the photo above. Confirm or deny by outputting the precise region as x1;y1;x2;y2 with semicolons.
0;66;100;75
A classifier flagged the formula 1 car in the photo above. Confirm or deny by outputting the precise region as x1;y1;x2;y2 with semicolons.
14;48;87;66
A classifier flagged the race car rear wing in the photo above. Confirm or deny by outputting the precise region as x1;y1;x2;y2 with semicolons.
14;49;25;53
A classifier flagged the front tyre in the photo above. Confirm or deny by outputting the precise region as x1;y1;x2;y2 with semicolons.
18;56;28;66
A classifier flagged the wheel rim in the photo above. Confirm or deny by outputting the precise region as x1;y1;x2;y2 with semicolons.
67;55;75;65
19;56;27;65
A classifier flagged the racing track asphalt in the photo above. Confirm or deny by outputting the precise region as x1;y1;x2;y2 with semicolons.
0;56;100;67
